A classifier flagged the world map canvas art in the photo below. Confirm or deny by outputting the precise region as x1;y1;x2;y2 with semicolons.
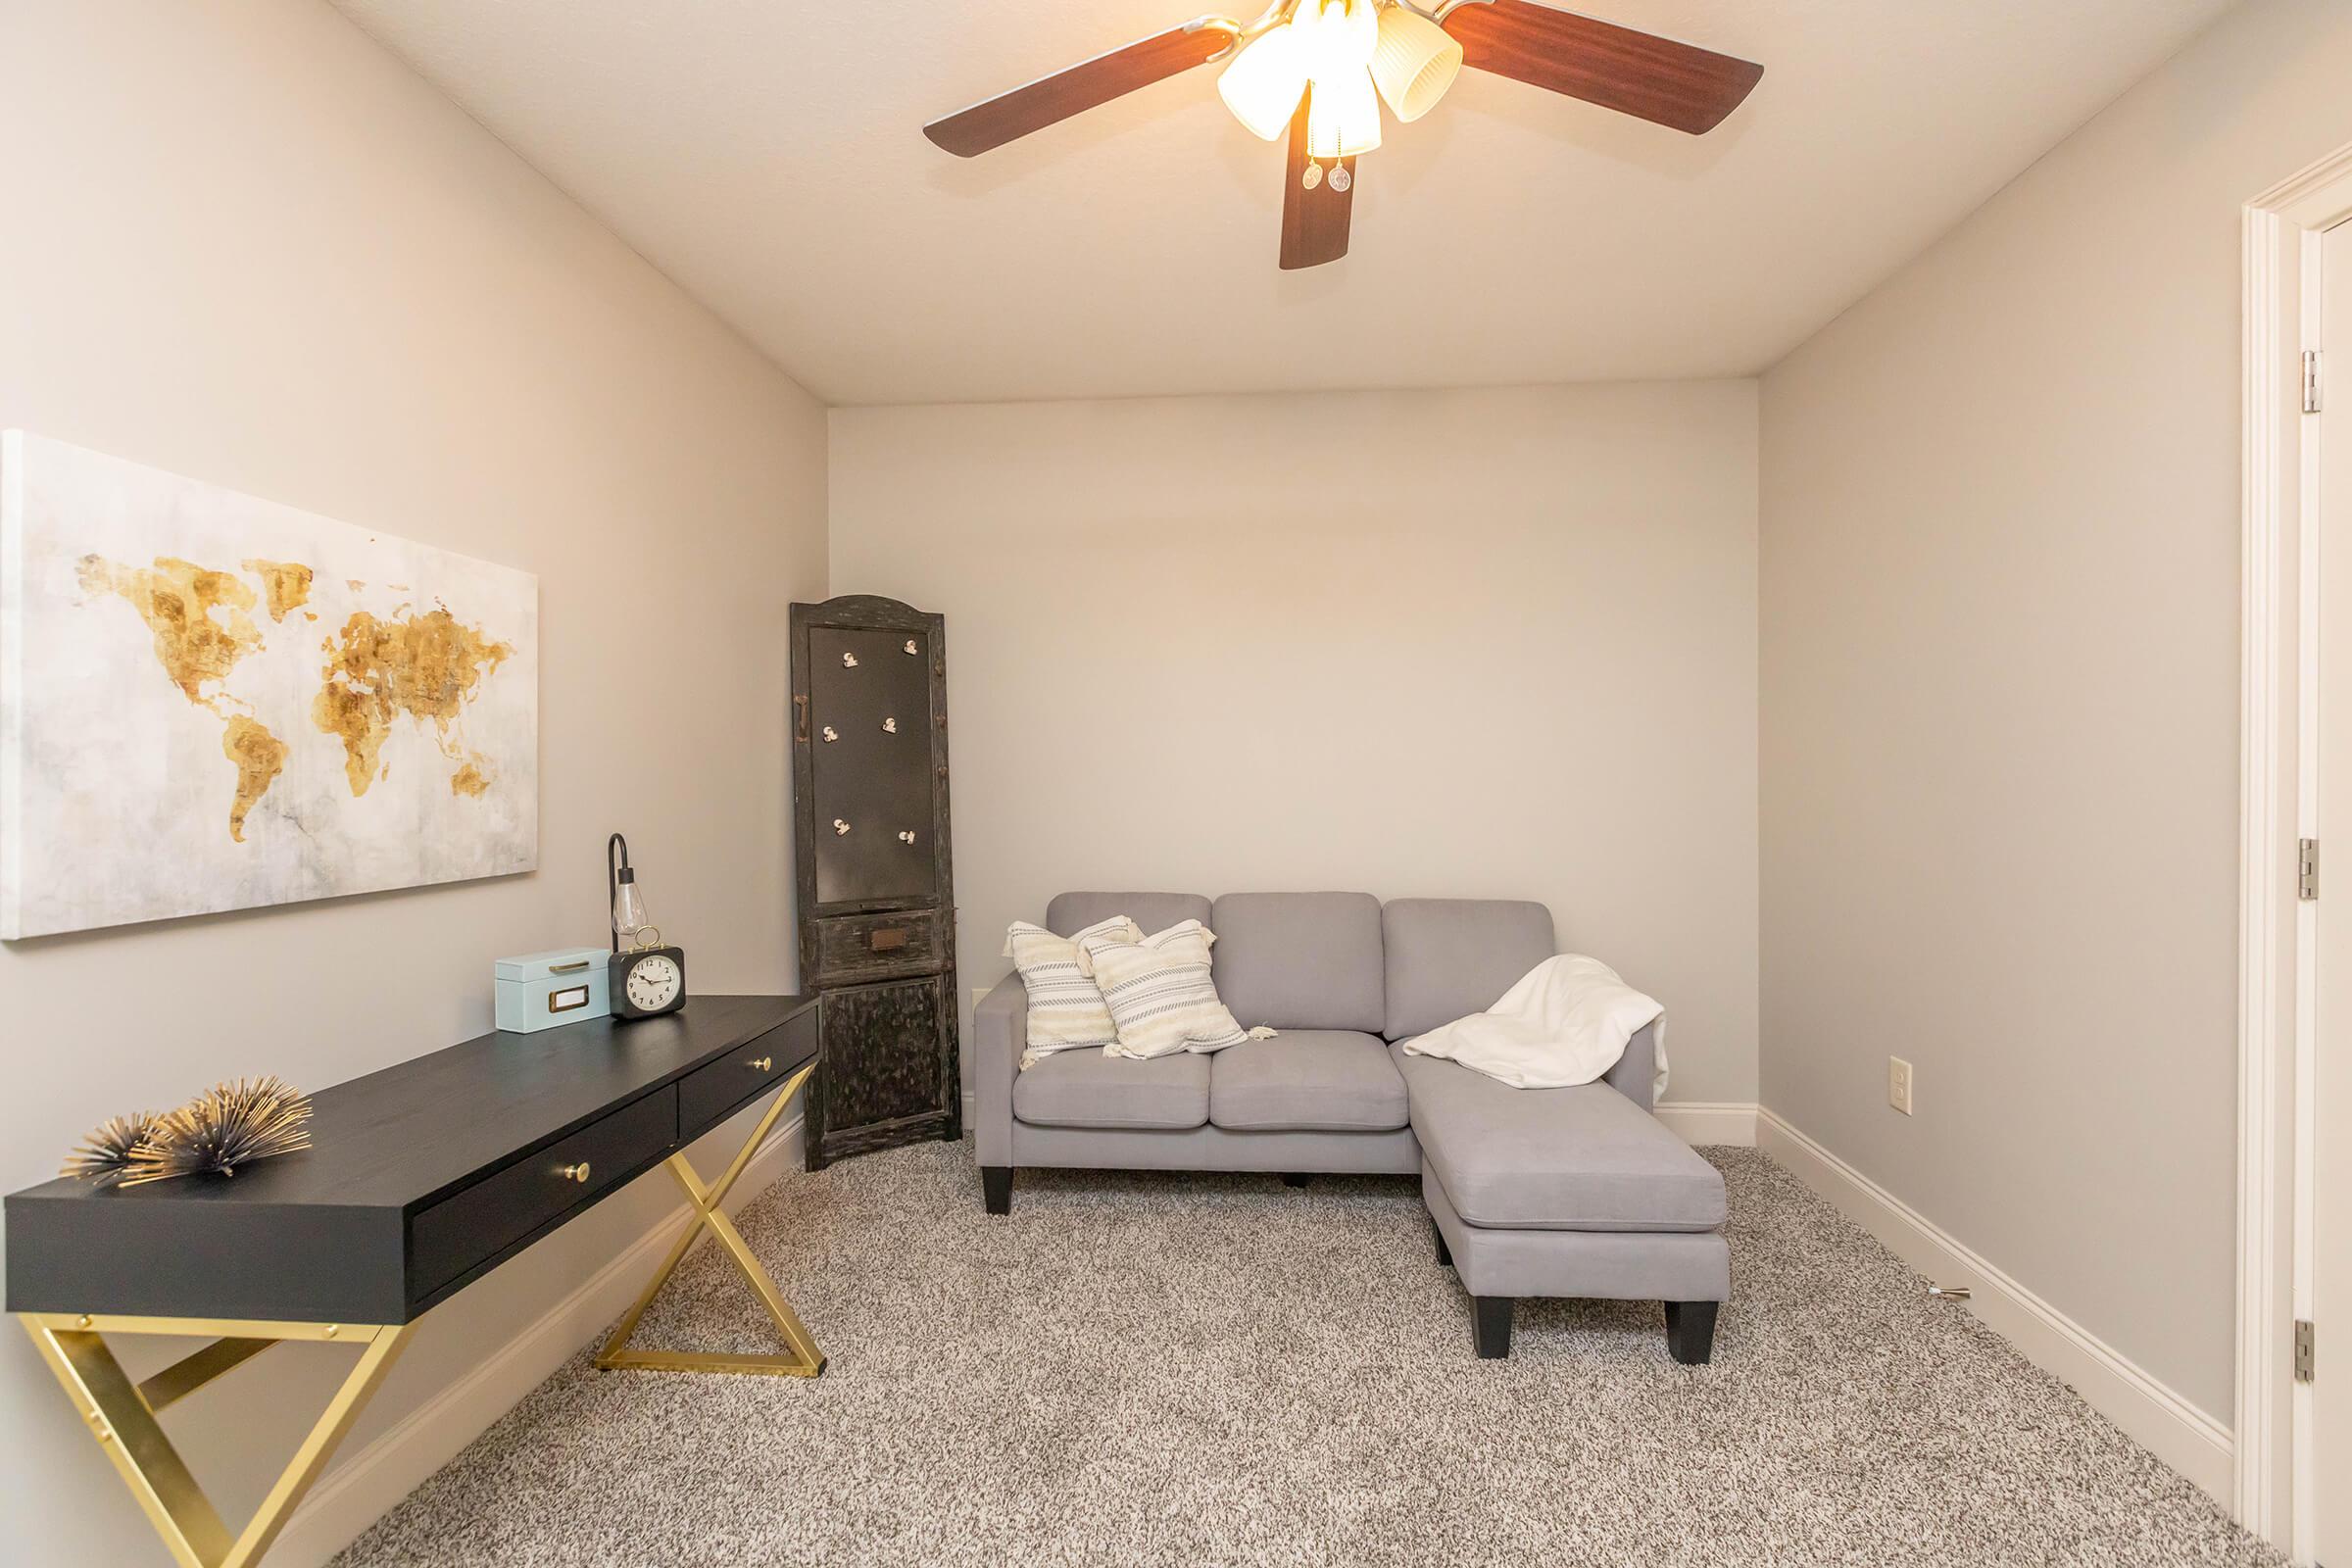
0;431;538;938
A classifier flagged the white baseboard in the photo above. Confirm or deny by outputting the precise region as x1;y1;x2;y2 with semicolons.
269;1114;805;1568
1651;1101;1757;1146
961;1090;1756;1148
1756;1106;2233;1504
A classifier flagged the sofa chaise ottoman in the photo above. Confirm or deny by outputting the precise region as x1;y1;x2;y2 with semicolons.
970;891;1729;1362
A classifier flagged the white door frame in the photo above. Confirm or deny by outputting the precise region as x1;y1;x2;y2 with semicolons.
2242;140;2352;1558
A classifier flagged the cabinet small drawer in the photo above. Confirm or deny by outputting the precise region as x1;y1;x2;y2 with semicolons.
410;1087;675;1299
677;1020;810;1140
811;908;941;980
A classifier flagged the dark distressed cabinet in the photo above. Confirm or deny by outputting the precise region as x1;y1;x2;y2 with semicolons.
790;595;960;1168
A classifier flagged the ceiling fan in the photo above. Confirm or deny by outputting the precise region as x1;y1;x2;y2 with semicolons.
922;0;1763;270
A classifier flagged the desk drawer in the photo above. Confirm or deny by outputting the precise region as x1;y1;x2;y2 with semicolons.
410;1087;676;1299
677;1015;811;1140
811;908;941;982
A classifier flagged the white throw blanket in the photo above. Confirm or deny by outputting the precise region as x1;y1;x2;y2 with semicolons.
1401;955;1669;1095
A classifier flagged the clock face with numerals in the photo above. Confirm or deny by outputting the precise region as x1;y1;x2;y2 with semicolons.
625;954;681;1012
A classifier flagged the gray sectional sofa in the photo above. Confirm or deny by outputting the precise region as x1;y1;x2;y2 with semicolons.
972;891;1731;1361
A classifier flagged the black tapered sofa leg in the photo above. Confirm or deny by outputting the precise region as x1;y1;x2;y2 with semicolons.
1664;1299;1718;1365
1280;1172;1310;1188
1472;1296;1514;1358
1433;1219;1452;1268
982;1165;1011;1215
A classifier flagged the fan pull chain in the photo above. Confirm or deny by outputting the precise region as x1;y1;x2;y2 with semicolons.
1300;160;1323;192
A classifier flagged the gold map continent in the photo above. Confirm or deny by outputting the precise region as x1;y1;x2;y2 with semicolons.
79;553;514;842
77;555;265;710
242;558;315;622
221;715;289;842
314;608;514;799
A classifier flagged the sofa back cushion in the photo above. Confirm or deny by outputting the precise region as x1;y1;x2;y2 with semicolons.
1381;898;1554;1040
1209;892;1385;1032
1046;891;1212;940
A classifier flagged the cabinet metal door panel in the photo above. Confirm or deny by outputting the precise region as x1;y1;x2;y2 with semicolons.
808;626;938;906
821;976;949;1132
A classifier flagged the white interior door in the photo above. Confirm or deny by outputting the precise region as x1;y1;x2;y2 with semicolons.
2320;214;2352;1568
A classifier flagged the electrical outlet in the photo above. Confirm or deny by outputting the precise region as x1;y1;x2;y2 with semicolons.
1888;1056;1914;1116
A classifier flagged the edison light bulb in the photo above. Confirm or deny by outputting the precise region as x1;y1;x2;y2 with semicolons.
612;866;649;948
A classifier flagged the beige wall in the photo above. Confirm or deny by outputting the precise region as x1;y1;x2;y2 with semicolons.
0;4;825;1563
830;384;1760;1104
1760;0;2352;1422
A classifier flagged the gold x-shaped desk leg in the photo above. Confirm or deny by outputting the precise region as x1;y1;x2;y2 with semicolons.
20;1312;413;1568
596;1059;825;1377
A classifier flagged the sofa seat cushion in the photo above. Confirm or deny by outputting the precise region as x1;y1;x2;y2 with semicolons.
1012;1049;1209;1130
1209;1031;1407;1132
1395;1045;1725;1232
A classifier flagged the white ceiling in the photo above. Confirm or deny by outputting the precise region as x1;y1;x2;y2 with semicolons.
332;0;2235;406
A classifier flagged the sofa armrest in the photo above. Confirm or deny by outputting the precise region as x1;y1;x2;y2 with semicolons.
972;973;1029;1167
1604;1018;1659;1113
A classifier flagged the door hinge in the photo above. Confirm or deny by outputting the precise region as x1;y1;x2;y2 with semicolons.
2296;1318;2316;1383
2300;838;2320;901
2309;350;2326;416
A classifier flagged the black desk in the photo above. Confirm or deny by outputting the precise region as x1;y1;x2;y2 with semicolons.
7;994;821;1568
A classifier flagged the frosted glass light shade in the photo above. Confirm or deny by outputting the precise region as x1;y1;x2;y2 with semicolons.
1218;24;1309;141
1305;65;1382;159
1370;6;1462;122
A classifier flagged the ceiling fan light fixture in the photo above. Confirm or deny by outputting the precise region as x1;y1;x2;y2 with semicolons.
1369;5;1463;122
920;0;1765;272
1216;23;1309;141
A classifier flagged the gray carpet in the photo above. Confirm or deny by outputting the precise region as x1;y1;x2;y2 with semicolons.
335;1144;2279;1567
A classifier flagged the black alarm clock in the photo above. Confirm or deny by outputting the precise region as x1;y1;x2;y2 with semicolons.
606;832;687;1019
611;939;687;1019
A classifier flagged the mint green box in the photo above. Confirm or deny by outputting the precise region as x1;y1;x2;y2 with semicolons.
494;948;611;1033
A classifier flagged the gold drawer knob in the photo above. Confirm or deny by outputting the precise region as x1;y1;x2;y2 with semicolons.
750;1056;773;1071
560;1161;592;1184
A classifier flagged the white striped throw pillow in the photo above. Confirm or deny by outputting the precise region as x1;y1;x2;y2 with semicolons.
1077;919;1273;1059
1005;916;1141;1069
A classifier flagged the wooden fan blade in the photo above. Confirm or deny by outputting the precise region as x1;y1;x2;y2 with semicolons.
1443;0;1761;135
1278;91;1354;270
923;21;1237;157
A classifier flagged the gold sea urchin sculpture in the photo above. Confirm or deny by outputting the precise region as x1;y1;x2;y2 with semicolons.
60;1110;167;1187
118;1076;315;1187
